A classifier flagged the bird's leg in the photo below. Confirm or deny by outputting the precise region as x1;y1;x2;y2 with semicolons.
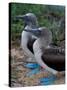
26;57;36;63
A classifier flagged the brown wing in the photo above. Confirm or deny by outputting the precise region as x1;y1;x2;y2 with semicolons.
42;47;65;71
27;38;36;53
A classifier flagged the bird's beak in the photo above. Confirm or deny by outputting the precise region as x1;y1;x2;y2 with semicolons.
15;15;26;20
24;29;41;37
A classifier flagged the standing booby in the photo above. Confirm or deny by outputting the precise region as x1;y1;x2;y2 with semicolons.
16;13;39;62
24;27;65;76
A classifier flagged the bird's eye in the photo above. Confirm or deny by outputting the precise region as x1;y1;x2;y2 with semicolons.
25;16;32;22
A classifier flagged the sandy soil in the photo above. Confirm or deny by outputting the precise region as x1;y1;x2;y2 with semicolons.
10;45;65;87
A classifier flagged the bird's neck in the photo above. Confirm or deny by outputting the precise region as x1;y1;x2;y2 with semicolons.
37;37;51;48
24;21;39;29
24;24;39;30
31;25;39;29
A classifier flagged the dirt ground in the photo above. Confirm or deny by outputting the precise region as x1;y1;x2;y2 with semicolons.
10;42;65;87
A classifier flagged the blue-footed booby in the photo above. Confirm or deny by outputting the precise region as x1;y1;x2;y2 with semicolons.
25;27;65;76
16;13;39;63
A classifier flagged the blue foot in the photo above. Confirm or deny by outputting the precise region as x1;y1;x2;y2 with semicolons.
23;63;40;69
39;75;56;85
26;68;41;77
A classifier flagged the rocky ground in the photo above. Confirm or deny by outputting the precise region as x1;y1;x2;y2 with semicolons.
10;42;65;87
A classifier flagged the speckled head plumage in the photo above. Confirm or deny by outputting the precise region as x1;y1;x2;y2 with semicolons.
24;27;52;46
16;13;38;27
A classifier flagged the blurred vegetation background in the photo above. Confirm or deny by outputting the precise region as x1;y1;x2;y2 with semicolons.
10;3;65;45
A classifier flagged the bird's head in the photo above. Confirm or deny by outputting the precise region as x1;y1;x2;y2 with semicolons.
15;13;38;27
24;27;52;44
